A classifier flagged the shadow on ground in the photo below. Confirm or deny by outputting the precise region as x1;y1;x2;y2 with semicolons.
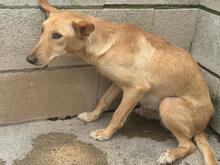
121;113;173;141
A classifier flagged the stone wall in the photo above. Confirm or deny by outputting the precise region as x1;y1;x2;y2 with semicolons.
0;0;219;133
191;1;220;134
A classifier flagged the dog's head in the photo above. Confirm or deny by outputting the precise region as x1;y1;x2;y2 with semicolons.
27;0;95;66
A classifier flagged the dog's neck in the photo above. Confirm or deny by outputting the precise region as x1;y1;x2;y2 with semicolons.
81;24;117;65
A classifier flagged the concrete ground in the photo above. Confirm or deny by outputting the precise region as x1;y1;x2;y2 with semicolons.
0;112;219;165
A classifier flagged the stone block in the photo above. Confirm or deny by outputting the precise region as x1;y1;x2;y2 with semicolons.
0;0;104;7
152;9;198;50
200;0;220;12
75;8;154;31
191;10;220;75
0;8;153;70
0;9;45;70
0;67;99;125
104;0;200;5
202;69;220;134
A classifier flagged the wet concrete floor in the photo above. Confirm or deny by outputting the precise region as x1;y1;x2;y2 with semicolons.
119;113;184;165
13;133;107;165
0;112;219;165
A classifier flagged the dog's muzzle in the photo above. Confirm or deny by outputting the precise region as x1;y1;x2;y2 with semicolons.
26;55;38;65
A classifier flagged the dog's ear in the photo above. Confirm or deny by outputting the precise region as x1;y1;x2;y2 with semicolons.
72;21;95;38
39;0;57;16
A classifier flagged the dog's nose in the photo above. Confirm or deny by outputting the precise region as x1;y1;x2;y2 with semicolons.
26;55;38;64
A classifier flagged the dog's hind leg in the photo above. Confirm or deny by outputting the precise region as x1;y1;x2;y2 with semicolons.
78;83;121;122
157;97;197;164
90;85;150;141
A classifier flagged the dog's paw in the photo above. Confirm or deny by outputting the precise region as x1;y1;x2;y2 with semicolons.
77;112;98;122
90;129;112;141
157;150;174;165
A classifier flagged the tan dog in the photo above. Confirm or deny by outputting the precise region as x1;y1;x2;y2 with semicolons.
26;0;217;164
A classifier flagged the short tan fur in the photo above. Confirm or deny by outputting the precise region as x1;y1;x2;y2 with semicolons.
27;1;217;164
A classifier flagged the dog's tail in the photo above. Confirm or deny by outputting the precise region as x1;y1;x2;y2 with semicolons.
194;132;217;165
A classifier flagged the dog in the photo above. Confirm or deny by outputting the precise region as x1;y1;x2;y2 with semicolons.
26;0;217;164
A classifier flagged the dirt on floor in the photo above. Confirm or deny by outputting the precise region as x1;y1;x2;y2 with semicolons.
0;160;6;165
13;133;108;165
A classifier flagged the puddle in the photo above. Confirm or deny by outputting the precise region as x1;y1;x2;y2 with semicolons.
0;160;6;165
120;113;173;141
13;133;108;165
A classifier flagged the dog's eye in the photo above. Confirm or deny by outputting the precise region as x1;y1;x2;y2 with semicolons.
41;27;44;33
52;32;63;40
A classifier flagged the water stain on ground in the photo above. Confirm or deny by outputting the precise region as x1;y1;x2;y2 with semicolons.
120;113;173;141
0;160;6;165
13;133;108;165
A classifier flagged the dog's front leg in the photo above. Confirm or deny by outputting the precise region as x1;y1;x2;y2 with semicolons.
78;83;121;122
90;85;150;141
